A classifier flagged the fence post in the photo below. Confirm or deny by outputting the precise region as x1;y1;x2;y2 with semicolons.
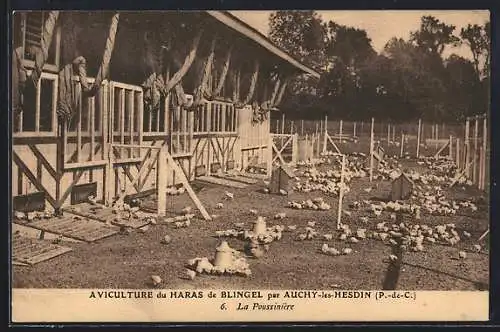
400;133;404;158
339;120;343;142
353;122;357;137
449;135;453;160
157;147;167;217
473;115;479;185
456;138;460;168
301;120;304;136
482;115;487;190
387;124;390;145
337;154;346;230
105;143;113;206
323;115;328;153
267;134;273;177
292;133;299;164
369;117;375;182
416;119;422;158
464;117;470;178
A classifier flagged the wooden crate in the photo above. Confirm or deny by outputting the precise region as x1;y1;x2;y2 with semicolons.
391;173;414;201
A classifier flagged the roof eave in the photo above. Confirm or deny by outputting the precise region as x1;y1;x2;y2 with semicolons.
206;11;321;79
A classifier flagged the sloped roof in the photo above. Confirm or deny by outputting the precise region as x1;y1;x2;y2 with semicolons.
206;11;321;79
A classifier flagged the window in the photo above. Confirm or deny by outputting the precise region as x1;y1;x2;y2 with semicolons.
192;100;236;133
13;71;57;135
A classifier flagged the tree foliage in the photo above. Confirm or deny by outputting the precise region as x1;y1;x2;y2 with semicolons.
268;12;490;123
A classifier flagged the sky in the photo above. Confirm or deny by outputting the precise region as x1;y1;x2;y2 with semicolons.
229;10;490;60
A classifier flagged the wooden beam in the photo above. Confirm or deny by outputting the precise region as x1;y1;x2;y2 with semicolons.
416;119;421;158
12;152;57;208
28;145;57;179
464;118;470;178
473;115;479;184
369;117;374;182
481;116;487;190
337;154;346;230
77;84;82;163
164;151;212;221
433;139;450;159
400;133;404;158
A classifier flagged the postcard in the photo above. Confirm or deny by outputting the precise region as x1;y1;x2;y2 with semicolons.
10;9;490;323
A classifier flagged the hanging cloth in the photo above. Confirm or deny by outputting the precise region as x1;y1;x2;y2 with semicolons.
231;68;241;105
235;59;259;108
78;13;120;96
208;44;233;99
56;13;120;122
12;47;27;114
192;36;217;107
141;29;203;111
56;57;81;120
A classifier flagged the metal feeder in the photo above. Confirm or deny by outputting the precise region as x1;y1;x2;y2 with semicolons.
253;216;267;236
214;241;234;269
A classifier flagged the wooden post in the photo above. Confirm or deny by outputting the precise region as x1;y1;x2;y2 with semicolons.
464;118;470;178
138;89;144;159
337;154;346;230
301;120;304;136
339;120;343;142
315;122;319;137
105;143;113;205
292;133;299;164
266;134;273;176
482;115;487;190
387;124;390;144
416;119;422;158
473;115;479;185
323;115;328;153
456;138;460;168
281;113;285;134
449;135;453;160
392;125;396;143
400;133;404;158
353;122;357;137
157;147;167;217
290;120;294;135
436;123;439;140
369;117;375;182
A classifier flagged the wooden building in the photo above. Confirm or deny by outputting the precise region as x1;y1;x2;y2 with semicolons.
11;11;319;212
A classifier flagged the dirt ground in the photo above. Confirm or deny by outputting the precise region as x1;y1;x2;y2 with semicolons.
12;142;489;290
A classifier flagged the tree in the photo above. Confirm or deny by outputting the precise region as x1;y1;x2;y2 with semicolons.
325;21;376;66
268;11;328;116
410;16;461;55
444;54;481;121
382;37;447;121
460;22;490;78
269;10;327;71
